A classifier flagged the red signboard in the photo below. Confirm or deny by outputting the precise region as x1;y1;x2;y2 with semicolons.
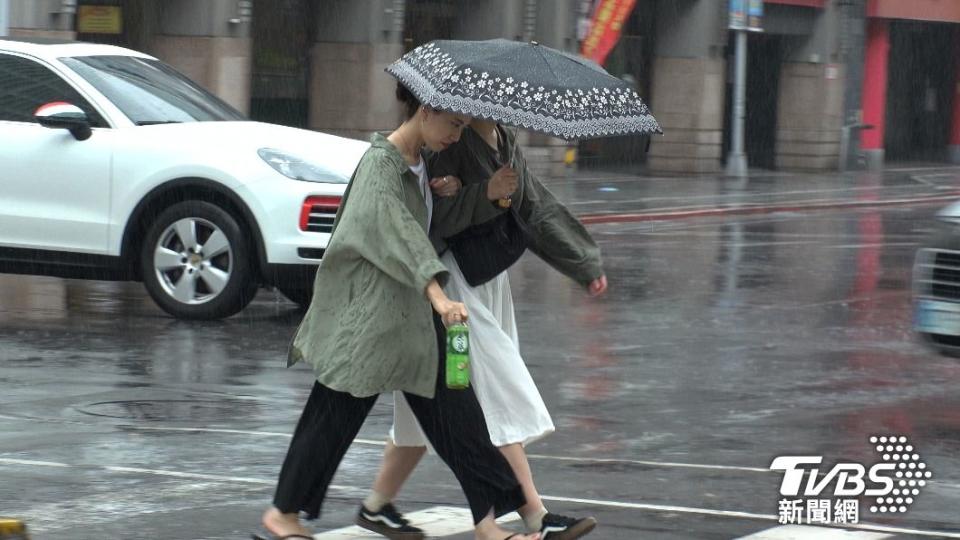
580;0;637;66
868;0;960;22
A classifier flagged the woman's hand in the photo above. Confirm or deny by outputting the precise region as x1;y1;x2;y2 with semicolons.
588;275;608;297
429;175;462;198
487;166;519;201
436;298;469;327
425;279;469;326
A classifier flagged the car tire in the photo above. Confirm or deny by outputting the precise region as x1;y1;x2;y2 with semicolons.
277;285;314;310
140;201;259;320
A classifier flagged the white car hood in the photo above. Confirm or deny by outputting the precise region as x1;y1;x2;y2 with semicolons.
131;121;370;180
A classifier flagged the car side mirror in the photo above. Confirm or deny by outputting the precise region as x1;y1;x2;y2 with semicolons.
34;102;92;141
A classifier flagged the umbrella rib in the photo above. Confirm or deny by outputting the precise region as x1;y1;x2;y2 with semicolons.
442;39;521;66
535;45;563;85
548;49;623;86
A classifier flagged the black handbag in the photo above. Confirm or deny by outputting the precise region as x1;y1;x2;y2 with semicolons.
446;124;532;286
447;205;532;287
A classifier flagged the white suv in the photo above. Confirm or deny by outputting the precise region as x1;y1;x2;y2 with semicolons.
0;38;368;319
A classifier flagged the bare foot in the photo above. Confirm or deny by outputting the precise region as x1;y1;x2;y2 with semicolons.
262;506;311;538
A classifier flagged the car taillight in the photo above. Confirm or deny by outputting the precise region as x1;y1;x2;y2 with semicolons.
300;196;341;232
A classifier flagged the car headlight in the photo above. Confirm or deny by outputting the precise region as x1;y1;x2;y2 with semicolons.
258;148;349;184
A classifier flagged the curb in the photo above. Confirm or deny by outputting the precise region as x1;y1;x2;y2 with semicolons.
578;193;960;225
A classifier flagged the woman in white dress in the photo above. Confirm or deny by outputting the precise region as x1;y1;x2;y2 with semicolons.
356;115;608;540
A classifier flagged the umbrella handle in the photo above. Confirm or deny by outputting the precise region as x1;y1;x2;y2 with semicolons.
498;126;519;209
508;126;519;168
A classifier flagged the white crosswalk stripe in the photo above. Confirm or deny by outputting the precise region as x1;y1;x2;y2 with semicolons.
313;506;520;539
735;525;894;539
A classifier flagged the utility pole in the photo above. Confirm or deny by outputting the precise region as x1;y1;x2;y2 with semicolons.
725;0;763;177
726;29;748;177
838;0;868;171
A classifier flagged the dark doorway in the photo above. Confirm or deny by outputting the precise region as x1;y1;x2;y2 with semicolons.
404;0;457;52
884;21;957;162
249;0;318;128
723;33;782;170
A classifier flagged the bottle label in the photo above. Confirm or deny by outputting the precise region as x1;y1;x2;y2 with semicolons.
450;332;469;354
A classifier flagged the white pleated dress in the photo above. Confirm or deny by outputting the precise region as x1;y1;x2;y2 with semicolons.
390;251;555;448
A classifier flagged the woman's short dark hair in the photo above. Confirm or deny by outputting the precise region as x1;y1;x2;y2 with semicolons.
396;82;421;119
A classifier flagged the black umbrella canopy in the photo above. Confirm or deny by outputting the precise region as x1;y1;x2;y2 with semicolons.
387;39;661;140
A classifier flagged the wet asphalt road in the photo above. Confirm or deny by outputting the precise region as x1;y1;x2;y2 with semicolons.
1;203;959;540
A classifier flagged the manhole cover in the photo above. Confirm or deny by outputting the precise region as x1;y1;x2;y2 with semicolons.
76;399;259;422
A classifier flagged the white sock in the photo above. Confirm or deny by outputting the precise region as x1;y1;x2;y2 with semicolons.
523;506;548;532
363;491;392;513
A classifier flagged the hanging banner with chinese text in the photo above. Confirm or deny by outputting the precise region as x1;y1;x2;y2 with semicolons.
580;0;637;66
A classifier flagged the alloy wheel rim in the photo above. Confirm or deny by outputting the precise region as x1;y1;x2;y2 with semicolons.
153;217;233;305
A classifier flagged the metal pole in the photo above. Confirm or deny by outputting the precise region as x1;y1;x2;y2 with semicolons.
726;29;748;177
838;0;867;171
0;0;9;37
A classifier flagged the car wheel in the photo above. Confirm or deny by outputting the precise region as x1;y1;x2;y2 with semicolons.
277;284;314;310
141;201;258;319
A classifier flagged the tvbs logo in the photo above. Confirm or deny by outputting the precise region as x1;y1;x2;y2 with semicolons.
771;436;932;516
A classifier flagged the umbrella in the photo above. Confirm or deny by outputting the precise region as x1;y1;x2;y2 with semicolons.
386;38;661;141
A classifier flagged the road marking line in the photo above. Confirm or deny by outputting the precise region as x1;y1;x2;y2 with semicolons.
129;426;294;438
735;525;893;539
2;457;958;538
525;454;771;473
539;496;960;538
105;466;276;485
578;194;960;225
882;166;960;173
828;242;919;249
0;457;347;492
541;494;774;520
0;457;71;468
541;494;960;538
570;183;938;207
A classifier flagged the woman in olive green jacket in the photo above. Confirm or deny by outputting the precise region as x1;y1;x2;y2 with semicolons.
362;121;607;540
260;85;539;540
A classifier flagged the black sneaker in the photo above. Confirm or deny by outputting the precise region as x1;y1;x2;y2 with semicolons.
355;503;425;540
539;513;597;540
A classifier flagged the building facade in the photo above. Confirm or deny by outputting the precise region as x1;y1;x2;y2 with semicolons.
860;0;960;168
5;0;960;175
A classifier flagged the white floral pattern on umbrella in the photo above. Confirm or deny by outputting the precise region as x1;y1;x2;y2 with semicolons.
387;41;661;140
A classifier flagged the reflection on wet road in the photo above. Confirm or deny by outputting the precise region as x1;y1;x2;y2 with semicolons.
1;204;958;539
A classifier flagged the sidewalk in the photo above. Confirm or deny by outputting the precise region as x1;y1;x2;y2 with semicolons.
541;165;960;224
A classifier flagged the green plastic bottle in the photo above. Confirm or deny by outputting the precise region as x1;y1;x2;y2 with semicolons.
446;323;471;390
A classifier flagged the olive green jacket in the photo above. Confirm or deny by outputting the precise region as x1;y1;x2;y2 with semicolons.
430;126;603;286
288;133;449;398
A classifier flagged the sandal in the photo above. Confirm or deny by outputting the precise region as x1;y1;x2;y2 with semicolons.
251;534;313;540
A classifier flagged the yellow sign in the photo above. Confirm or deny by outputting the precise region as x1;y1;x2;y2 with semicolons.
77;5;122;35
0;518;29;539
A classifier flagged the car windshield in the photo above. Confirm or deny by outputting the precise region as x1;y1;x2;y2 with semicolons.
60;55;246;125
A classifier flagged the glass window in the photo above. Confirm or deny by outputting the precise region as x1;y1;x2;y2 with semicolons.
0;54;108;127
61;55;246;125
